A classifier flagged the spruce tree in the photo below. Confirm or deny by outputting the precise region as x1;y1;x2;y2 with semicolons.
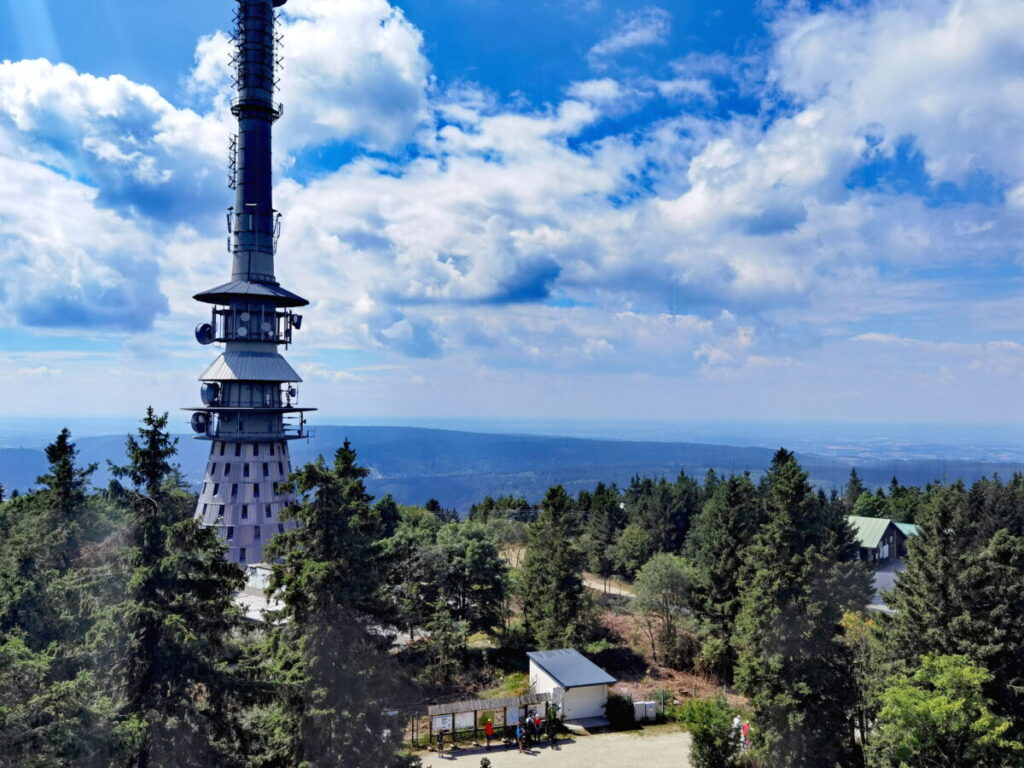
686;473;761;679
522;485;590;649
583;482;623;588
37;428;98;568
886;483;1024;729
844;468;867;512
90;408;245;767
257;440;406;767
734;450;872;767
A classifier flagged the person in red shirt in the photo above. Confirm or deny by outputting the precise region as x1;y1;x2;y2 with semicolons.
484;719;494;749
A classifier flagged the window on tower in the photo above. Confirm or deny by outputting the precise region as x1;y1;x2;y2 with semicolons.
254;443;260;457
244;464;250;478
213;483;220;496
226;526;234;539
253;484;261;498
266;504;272;518
239;548;246;563
269;442;275;456
231;483;239;498
241;505;248;520
263;462;269;477
254;527;261;540
235;443;241;457
219;442;226;456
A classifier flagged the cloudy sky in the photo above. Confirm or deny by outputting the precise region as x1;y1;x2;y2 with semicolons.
0;0;1021;425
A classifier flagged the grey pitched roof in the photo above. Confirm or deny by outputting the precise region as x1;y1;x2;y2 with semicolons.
199;351;301;382
527;649;616;689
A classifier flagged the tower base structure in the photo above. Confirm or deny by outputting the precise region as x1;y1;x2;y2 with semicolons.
194;438;299;564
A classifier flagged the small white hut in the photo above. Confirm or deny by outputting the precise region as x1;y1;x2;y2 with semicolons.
527;649;616;725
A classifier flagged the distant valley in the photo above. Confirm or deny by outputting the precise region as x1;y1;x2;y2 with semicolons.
2;425;1022;512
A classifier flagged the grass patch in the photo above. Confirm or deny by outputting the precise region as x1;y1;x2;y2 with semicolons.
479;671;529;699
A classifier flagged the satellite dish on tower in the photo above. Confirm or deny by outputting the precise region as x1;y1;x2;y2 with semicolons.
195;323;215;345
201;382;221;406
191;412;210;434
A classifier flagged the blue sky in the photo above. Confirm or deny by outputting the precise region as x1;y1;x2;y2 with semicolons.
0;0;1022;426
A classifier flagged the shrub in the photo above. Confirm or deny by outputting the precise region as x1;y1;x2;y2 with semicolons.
605;692;636;729
695;636;731;679
679;696;741;768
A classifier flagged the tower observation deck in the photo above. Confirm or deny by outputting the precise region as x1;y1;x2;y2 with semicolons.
187;0;310;565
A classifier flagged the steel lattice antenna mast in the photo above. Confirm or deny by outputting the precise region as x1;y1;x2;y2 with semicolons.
187;0;312;565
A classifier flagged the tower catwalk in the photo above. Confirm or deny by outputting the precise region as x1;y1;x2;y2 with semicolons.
187;0;311;565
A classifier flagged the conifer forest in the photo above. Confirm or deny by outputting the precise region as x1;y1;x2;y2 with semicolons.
1;411;1023;767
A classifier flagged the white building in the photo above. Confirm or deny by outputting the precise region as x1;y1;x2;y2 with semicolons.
527;649;616;725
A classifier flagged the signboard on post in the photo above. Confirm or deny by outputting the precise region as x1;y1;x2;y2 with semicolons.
431;715;453;734
454;711;474;731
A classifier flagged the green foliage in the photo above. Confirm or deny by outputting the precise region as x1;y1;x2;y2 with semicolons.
419;606;469;687
734;449;872;768
521;485;592;649
868;654;1024;768
260;440;406;767
89;408;245;766
886;483;1024;729
468;495;533;523
633;553;693;666
686;474;762;680
679;696;741;768
613;523;652;578
604;691;635;729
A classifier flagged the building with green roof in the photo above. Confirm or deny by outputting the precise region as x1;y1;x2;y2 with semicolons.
848;515;916;563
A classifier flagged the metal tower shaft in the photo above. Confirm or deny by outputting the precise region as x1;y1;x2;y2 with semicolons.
187;0;312;566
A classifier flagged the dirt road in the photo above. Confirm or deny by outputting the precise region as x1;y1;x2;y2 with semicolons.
420;726;690;767
582;572;634;597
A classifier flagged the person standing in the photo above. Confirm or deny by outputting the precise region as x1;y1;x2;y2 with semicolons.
515;721;525;753
484;719;494;749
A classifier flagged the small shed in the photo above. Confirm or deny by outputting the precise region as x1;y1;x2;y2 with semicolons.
527;649;616;725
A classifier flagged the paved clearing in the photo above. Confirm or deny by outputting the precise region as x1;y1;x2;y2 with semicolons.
419;727;691;768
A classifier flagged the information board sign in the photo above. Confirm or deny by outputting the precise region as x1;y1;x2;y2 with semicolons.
431;714;453;734
454;711;474;731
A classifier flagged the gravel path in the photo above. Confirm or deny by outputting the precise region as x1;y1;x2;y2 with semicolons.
419;727;691;768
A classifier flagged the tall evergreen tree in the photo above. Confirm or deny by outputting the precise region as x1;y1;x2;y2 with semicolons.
90;408;245;767
522;485;590;649
886;483;1024;729
257;440;405;767
582;482;623;587
735;450;872;767
686;473;762;679
844;468;867;512
37;428;98;568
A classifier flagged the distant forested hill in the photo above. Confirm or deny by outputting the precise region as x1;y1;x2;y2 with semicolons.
1;425;1021;511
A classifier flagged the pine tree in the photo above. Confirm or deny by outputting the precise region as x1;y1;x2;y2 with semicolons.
257;440;406;767
686;473;762;679
91;408;245;767
886;483;1024;729
734;450;872;767
37;428;98;568
522;485;590;649
583;482;623;587
844;468;867;512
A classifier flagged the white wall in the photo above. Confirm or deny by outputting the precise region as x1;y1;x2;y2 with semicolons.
563;685;607;720
529;661;560;698
528;660;608;721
